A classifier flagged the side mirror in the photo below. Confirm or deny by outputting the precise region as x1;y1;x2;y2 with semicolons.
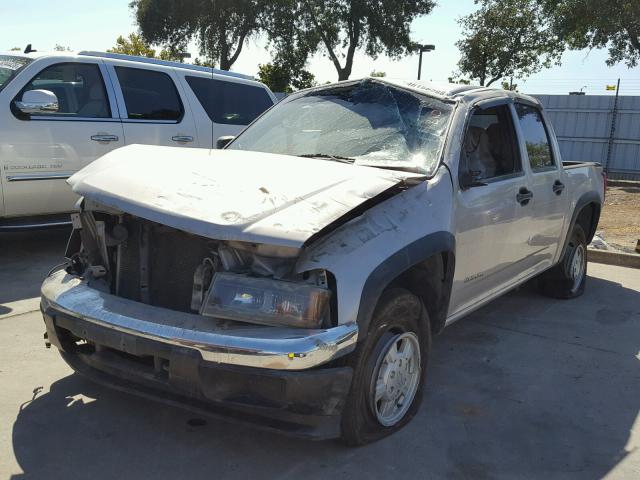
459;170;488;190
216;135;235;149
15;89;59;115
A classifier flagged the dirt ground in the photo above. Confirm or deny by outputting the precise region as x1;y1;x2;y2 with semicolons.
597;184;640;253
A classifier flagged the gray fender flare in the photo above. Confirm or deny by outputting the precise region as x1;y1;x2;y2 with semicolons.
355;231;455;340
559;191;601;261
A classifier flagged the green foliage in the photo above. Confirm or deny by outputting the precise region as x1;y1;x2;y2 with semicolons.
266;0;436;81
132;0;267;70
447;76;472;85
501;80;518;91
257;62;316;93
54;44;71;52
541;0;640;67
9;47;21;51
455;0;563;86
108;33;156;58
370;70;386;77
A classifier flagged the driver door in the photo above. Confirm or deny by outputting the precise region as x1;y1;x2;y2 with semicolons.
449;102;533;316
0;58;123;218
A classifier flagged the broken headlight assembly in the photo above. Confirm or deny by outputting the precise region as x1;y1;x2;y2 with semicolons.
200;272;331;329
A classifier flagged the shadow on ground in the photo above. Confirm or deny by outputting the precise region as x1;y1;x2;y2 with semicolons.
0;228;70;308
11;270;640;479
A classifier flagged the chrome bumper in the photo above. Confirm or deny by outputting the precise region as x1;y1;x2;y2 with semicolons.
41;271;358;370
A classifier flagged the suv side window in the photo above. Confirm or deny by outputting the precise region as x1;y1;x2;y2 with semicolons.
461;104;522;181
18;62;110;118
115;67;183;121
185;76;272;125
515;103;555;171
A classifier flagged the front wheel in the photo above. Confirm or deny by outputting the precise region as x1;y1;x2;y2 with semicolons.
538;223;587;299
341;288;430;446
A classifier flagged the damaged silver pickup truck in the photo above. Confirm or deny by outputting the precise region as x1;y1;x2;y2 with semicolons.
41;78;605;445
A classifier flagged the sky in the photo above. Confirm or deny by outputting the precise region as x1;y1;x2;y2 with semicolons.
2;0;639;96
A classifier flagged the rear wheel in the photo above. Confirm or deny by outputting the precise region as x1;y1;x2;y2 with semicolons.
538;223;587;299
341;288;430;446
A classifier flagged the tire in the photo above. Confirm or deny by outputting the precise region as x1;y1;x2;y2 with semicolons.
341;288;431;446
538;223;587;299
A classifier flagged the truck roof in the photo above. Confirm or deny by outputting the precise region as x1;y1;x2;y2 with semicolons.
295;77;542;107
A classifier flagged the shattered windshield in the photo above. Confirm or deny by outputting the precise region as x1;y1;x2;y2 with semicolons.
0;55;32;92
228;79;453;174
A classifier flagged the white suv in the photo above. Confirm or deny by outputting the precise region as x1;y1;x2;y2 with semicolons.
0;51;276;229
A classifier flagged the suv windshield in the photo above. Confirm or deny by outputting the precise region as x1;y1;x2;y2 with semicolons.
0;55;32;92
228;79;453;174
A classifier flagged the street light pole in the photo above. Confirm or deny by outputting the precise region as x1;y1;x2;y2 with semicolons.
417;44;435;80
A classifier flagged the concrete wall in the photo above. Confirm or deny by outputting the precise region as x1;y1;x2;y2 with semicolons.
535;95;640;180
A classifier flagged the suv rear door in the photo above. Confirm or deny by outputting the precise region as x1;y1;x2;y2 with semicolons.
0;58;123;218
106;63;199;148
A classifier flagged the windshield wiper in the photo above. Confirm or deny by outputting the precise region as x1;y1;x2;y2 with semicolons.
298;153;356;164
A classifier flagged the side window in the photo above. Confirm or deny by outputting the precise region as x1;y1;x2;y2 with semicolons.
515;103;555;170
461;105;522;181
185;76;273;125
18;62;110;118
115;67;183;121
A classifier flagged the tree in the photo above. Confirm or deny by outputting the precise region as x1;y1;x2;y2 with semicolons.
54;44;71;52
257;62;316;92
541;0;640;67
268;0;436;81
107;33;184;61
108;33;156;58
370;70;386;77
9;47;20;51
455;0;563;86
132;0;267;70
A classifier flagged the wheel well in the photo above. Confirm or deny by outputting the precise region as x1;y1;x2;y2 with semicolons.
575;202;600;244
388;251;455;336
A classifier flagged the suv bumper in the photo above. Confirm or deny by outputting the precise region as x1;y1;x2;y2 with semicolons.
40;271;358;439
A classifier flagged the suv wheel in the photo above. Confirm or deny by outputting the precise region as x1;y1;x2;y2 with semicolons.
341;288;430;446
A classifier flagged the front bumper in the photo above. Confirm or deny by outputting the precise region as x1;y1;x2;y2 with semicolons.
40;271;358;439
41;271;358;370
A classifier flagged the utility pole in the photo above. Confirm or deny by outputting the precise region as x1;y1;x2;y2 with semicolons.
417;44;435;80
605;78;621;173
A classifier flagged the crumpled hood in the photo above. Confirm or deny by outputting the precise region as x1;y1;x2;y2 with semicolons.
69;145;422;248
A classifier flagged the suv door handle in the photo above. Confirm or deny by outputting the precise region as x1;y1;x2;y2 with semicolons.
553;180;565;195
516;187;533;206
171;135;194;143
91;134;119;142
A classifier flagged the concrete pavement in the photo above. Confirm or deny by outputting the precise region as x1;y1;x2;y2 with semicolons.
1;230;639;479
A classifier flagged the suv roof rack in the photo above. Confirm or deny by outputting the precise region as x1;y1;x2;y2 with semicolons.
77;51;254;81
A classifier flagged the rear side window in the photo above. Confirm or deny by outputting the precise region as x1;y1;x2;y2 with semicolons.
115;67;183;121
186;76;272;125
18;62;110;118
515;103;555;170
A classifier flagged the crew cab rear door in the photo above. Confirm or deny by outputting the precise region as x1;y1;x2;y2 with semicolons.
105;63;199;148
0;58;124;217
512;102;569;272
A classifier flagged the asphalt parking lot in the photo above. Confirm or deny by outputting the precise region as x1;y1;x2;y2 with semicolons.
1;229;639;479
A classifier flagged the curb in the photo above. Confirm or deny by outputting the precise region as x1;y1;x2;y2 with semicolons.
588;248;640;269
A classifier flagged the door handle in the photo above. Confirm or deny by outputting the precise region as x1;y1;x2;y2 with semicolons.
516;187;533;206
552;180;565;195
91;134;119;142
171;135;194;143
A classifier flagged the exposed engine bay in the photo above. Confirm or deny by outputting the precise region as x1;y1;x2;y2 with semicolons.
66;209;333;329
